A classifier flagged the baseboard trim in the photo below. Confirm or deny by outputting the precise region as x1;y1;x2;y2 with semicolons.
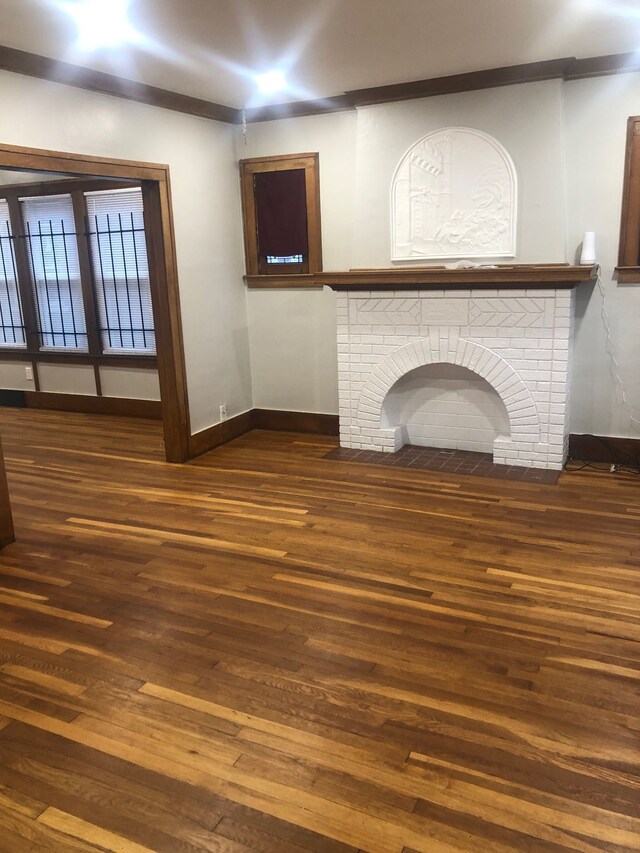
568;433;640;465
187;408;339;459
0;390;27;407
7;398;636;467
22;391;162;420
253;409;339;436
188;418;640;466
188;409;255;459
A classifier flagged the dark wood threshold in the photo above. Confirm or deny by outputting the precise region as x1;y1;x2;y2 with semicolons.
18;392;162;420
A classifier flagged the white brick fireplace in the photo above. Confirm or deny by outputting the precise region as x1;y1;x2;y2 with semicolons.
326;268;592;470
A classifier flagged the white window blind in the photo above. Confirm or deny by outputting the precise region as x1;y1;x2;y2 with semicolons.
0;200;25;347
85;188;155;354
20;193;87;350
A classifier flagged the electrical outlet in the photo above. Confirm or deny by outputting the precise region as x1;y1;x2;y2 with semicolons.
219;403;227;421
25;366;33;381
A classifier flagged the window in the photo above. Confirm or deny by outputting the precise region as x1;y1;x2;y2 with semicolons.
239;153;322;285
85;189;155;354
0;183;156;357
21;194;86;350
0;200;25;347
618;116;640;282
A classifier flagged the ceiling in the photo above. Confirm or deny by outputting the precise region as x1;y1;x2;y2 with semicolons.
2;0;640;108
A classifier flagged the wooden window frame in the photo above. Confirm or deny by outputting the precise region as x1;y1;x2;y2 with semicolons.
239;153;322;288
617;116;640;282
0;176;157;361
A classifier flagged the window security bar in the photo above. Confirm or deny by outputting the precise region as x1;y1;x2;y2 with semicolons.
21;218;88;350
86;212;155;354
0;222;26;347
0;189;156;357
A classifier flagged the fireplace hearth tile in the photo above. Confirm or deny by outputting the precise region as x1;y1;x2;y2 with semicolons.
324;444;560;484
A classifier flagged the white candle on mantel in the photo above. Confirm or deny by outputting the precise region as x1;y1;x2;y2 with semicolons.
580;231;596;265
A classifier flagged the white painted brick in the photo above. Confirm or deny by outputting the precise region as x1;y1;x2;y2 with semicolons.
526;328;553;338
337;287;574;469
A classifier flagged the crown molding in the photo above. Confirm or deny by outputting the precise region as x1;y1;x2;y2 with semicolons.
245;53;640;122
343;57;573;108
2;43;640;127
0;44;239;124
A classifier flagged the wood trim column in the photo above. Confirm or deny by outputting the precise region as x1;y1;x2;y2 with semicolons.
0;438;15;549
141;178;190;461
71;191;102;360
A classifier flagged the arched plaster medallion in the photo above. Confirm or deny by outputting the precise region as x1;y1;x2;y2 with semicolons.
391;127;517;260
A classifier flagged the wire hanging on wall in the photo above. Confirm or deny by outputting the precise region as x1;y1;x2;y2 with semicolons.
596;269;640;433
241;109;247;145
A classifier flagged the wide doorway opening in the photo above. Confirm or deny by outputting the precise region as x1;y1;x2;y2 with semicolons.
0;143;190;463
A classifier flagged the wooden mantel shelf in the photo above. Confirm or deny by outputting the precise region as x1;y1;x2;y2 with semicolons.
245;264;599;289
320;264;598;290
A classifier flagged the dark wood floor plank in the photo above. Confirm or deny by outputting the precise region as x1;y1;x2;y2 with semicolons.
0;408;638;851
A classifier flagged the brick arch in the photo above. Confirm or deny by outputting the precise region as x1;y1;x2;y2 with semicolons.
356;335;540;456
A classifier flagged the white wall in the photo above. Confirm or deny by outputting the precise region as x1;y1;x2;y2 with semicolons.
239;82;567;419
100;366;161;400
563;72;640;438
37;363;95;395
239;76;640;439
351;81;566;267
0;359;161;399
240;112;357;414
0;70;252;434
2;68;638;441
0;360;32;390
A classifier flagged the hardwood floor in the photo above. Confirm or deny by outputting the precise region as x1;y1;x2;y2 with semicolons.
0;408;638;852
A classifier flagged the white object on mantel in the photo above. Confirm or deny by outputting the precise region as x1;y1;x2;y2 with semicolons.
580;231;596;265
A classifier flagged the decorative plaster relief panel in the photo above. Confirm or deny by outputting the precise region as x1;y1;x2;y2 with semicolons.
391;127;517;261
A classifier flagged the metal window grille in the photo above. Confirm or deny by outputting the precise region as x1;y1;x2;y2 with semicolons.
0;200;26;347
85;189;155;355
20;194;88;351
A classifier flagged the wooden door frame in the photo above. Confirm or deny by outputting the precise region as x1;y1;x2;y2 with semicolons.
0;142;191;462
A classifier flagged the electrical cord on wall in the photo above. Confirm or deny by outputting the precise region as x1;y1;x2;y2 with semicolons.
596;270;640;433
563;271;640;475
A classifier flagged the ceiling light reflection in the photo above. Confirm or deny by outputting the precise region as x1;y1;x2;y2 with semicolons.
59;0;140;51
256;69;287;94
